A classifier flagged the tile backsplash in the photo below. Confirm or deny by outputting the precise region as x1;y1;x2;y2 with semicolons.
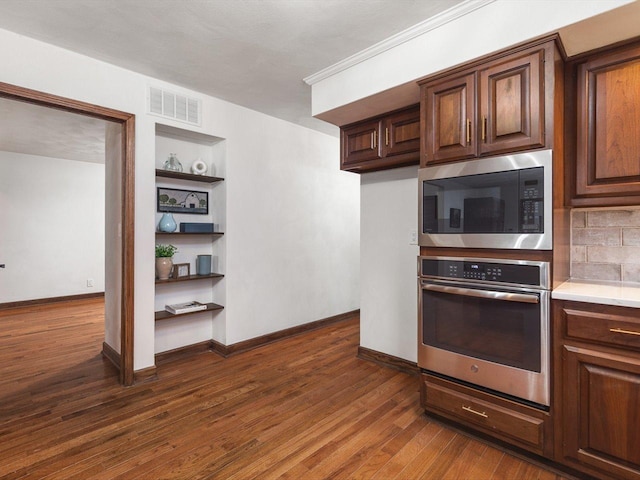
571;208;640;282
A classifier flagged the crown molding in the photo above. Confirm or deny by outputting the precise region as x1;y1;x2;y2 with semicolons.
303;0;496;85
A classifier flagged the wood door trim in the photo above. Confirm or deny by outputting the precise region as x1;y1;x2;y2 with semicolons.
0;81;136;386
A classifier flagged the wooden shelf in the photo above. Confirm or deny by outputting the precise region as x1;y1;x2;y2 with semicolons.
155;302;224;321
155;272;224;285
156;231;224;236
155;169;224;183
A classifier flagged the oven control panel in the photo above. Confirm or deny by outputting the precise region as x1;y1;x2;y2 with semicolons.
420;257;547;288
440;262;503;281
462;262;502;281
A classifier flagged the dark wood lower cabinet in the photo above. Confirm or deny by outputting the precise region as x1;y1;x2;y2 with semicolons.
554;300;640;480
560;345;640;479
420;372;552;457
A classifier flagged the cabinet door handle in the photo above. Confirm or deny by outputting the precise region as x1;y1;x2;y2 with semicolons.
462;405;488;418
372;130;377;149
610;327;640;337
385;127;389;146
481;116;487;141
466;119;471;144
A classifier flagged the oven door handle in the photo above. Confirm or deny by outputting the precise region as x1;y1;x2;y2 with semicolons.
422;283;539;304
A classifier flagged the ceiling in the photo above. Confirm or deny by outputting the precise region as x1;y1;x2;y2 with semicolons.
0;0;464;141
0;97;110;163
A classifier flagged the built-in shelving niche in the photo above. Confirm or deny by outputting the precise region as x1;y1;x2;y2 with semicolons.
154;123;227;355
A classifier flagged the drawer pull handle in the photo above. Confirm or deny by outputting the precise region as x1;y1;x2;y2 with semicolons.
462;405;488;418
610;327;640;337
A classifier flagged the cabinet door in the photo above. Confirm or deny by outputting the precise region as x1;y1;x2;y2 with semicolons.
340;119;381;167
574;43;640;204
382;107;420;158
478;49;545;156
562;344;640;480
422;72;476;165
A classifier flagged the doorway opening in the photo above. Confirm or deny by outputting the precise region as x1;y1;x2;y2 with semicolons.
0;81;135;385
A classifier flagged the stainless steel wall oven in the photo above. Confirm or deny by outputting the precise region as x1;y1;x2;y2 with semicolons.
418;256;550;408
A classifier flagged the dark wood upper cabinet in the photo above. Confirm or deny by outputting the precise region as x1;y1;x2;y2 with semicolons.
340;105;420;173
479;49;545;156
384;107;421;158
422;72;476;164
341;118;381;166
420;39;556;166
553;300;640;480
570;41;640;206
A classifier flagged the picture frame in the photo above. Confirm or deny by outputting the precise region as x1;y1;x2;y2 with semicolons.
157;187;208;215
172;263;191;279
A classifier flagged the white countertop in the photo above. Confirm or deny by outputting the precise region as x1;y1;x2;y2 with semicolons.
552;279;640;309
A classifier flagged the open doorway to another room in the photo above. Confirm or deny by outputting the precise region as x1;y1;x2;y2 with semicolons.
0;97;109;306
0;83;134;385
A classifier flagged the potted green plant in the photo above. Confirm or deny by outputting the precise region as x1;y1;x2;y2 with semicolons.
155;244;178;280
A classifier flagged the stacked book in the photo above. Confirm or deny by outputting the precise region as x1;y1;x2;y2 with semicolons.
165;301;208;315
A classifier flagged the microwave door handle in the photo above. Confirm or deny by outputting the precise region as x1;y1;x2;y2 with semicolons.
422;283;539;304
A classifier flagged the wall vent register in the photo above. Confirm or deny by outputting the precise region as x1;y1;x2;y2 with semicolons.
149;86;201;126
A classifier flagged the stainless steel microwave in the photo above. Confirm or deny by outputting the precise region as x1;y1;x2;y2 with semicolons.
418;150;552;250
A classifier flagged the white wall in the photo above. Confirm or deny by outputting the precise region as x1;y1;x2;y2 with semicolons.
0;151;105;303
360;167;418;362
151;89;360;353
0;27;360;369
225;117;360;344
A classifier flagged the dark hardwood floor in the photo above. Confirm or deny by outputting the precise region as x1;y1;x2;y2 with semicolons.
0;298;573;479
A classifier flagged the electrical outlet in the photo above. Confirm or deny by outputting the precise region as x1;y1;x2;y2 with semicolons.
87;278;94;287
409;229;418;245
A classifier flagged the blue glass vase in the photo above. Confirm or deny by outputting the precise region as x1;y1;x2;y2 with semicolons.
158;213;177;233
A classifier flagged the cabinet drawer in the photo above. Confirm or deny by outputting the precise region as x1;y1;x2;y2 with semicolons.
564;307;640;350
423;379;544;451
